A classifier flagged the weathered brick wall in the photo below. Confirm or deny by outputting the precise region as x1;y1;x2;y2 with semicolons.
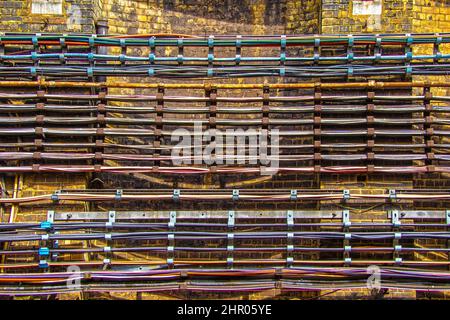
321;0;413;33
103;0;319;35
413;0;450;32
0;0;97;33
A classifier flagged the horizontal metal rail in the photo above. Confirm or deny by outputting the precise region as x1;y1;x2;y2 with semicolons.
47;210;447;220
1;80;450;89
2;33;450;46
0;189;447;204
0;165;444;175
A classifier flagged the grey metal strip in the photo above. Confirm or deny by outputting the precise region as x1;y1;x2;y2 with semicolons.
52;210;448;221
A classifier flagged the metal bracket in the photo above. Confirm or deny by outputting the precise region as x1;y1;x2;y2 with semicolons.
40;221;52;231
52;232;59;261
39;260;48;269
109;211;116;223
342;209;351;227
106;210;116;228
287;244;294;255
51;190;60;202
228;210;235;229
226;257;234;268
290;189;297;201
167;233;175;269
46;210;54;223
115;189;123;201
286;232;294;268
287;232;294;241
38;247;49;257
168;211;177;229
287;210;294;229
232;189;239;201
172;189;180;202
342;189;350;201
389;189;397;201
286;257;294;267
391;209;401;227
227;233;234;269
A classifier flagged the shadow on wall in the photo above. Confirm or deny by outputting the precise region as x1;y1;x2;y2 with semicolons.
157;0;290;26
104;0;320;35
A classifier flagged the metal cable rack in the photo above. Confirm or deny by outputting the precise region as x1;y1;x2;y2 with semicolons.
1;32;450;297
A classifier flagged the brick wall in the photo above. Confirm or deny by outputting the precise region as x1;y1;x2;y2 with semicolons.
321;0;413;33
102;0;319;35
0;0;97;33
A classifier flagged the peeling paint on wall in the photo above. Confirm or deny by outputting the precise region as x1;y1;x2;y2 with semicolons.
66;4;82;31
31;0;63;15
352;0;382;15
